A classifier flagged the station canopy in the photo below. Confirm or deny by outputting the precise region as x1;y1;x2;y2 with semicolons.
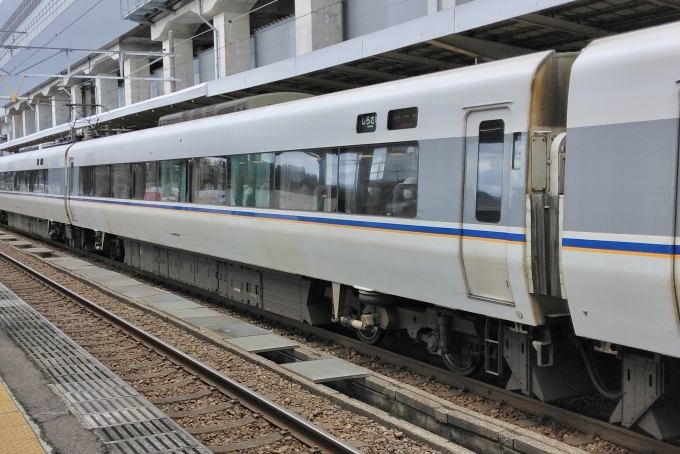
3;0;679;152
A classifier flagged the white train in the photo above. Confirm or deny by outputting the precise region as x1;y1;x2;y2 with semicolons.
1;21;680;439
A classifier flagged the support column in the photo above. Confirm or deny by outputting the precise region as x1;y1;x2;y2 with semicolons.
12;114;23;140
52;93;71;126
70;85;85;120
22;109;36;136
94;76;119;114
36;100;53;131
295;0;343;56
214;12;250;77
163;34;194;93
124;56;150;106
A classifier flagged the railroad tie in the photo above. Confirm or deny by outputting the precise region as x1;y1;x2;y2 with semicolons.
102;350;151;362
62;325;109;333
79;337;129;347
109;359;164;372
165;401;234;418
136;377;194;392
122;367;177;380
148;388;212;405
186;415;257;435
209;432;284;453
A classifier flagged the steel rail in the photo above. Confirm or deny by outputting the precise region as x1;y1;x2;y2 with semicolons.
0;250;362;454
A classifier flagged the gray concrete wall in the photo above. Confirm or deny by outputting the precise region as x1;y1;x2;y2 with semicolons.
198;48;216;83
255;16;296;67
345;0;428;39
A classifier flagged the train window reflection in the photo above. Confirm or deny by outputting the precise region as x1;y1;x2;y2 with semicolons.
93;165;112;198
274;150;337;212
15;171;27;192
79;167;94;196
338;143;418;217
160;160;187;203
130;162;161;200
475;120;504;223
47;169;64;195
112;164;132;199
28;170;46;193
191;157;227;205
230;153;274;207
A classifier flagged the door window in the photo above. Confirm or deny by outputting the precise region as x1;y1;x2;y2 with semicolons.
475;120;505;223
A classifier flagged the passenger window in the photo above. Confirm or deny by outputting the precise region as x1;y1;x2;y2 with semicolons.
17;172;24;192
47;168;64;195
93;165;111;198
475;120;505;223
79;167;94;196
27;171;35;193
160;160;187;203
274;150;337;212
35;169;47;193
191;157;227;205
338;143;418;217
112;164;132;199
229;153;274;207
136;162;160;201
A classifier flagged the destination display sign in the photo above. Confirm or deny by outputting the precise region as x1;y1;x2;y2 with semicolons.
387;107;418;130
357;113;377;133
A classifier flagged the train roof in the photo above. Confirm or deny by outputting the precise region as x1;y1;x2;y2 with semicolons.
64;50;554;167
568;20;680;129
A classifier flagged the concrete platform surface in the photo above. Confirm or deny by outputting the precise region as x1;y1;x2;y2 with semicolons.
22;248;53;255
0;317;106;454
225;334;299;353
282;359;371;383
6;241;32;247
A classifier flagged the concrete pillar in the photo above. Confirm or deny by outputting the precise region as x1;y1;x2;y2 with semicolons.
36;100;53;131
124;56;150;106
214;12;250;77
95;76;119;114
295;0;343;56
70;85;85;119
52;93;71;126
22;109;36;136
12;114;23;139
163;35;194;93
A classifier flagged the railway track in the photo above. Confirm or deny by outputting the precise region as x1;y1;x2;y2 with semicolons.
0;249;363;454
3;227;679;454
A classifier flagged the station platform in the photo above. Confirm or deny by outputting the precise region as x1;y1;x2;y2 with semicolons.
0;279;210;454
0;375;46;454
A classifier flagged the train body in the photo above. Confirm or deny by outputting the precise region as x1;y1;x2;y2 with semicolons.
2;21;680;439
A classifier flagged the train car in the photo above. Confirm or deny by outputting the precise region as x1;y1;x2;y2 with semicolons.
563;22;680;436
1;20;679;439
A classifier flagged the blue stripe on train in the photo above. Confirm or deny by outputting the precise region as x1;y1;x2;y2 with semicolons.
0;191;526;242
562;238;674;255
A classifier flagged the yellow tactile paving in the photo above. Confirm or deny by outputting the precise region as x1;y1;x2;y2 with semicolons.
0;381;45;454
0;398;18;414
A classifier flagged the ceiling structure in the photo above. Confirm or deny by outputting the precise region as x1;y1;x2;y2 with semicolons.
4;0;679;152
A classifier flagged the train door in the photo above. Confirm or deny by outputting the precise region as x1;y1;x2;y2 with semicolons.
461;109;514;304
63;144;78;223
675;105;680;319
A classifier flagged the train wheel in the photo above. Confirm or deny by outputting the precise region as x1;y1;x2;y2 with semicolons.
355;326;385;345
441;333;482;376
